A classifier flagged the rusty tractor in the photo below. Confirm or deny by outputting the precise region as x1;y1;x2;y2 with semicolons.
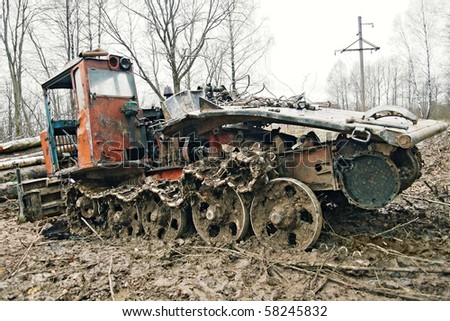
17;49;448;250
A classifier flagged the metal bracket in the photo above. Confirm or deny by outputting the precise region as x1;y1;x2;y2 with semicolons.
350;127;371;143
363;106;418;124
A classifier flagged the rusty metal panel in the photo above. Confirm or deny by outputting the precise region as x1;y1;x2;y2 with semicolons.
40;131;53;175
150;168;183;181
72;61;93;169
283;145;337;191
77;99;94;169
89;96;133;164
74;59;141;169
162;97;448;147
162;90;203;119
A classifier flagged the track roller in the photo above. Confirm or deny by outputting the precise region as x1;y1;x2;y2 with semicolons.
141;196;187;240
191;185;249;245
107;198;143;237
250;177;322;250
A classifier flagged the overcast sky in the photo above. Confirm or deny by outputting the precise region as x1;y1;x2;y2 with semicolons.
258;0;411;101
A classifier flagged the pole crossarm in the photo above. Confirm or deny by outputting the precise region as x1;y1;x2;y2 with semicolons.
337;39;380;53
338;47;379;52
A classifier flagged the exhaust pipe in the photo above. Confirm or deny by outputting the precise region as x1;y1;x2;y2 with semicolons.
78;48;109;58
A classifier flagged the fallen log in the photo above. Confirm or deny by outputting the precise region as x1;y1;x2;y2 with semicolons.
0;147;43;161
0;136;41;154
0;165;47;183
0;181;17;201
0;155;44;171
0;151;43;163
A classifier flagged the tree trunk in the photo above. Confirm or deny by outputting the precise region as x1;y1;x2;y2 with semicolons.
13;78;22;137
173;74;181;94
228;12;237;93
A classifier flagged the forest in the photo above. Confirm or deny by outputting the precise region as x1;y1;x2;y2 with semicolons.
0;0;449;141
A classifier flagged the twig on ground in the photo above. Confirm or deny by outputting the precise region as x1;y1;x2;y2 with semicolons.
270;266;290;284
373;217;419;237
424;181;438;196
366;243;447;265
402;194;450;207
281;263;446;300
80;217;104;242
55;289;68;300
288;261;450;274
325;270;446;301
11;225;45;276
109;255;115;301
309;246;335;289
312;277;328;295
191;245;450;273
18;238;28;248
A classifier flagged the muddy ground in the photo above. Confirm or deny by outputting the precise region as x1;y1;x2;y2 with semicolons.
0;129;449;301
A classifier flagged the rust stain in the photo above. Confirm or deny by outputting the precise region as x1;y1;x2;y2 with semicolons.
40;131;53;175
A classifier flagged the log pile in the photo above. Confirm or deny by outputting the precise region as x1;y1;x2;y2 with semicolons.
0;136;46;201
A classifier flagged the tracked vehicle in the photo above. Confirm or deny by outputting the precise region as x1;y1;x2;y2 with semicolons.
17;49;448;250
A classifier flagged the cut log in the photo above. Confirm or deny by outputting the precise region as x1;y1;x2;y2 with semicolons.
0;147;43;161
0;151;44;164
0;165;47;183
0;136;41;154
0;156;44;171
0;181;18;200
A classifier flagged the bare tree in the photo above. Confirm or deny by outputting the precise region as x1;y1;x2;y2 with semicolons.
79;0;105;50
223;0;271;94
121;0;233;94
327;60;349;109
392;0;446;118
444;11;450;105
383;57;402;106
349;64;361;110
202;40;226;86
42;0;104;61
200;0;271;96
394;15;423;113
407;0;437;118
102;1;165;101
363;60;384;108
1;0;35;137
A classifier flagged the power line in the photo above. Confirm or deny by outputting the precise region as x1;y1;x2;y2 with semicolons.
336;16;380;110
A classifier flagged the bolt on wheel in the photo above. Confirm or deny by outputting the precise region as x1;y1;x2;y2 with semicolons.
250;177;322;250
191;185;249;245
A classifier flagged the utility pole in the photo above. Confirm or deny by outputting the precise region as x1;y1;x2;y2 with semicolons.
358;16;366;110
336;16;380;110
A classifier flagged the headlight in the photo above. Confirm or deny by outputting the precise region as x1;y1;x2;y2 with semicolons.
119;57;131;70
108;56;119;69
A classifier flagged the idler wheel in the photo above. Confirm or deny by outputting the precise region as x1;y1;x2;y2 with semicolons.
338;152;400;209
250;178;322;250
191;185;249;245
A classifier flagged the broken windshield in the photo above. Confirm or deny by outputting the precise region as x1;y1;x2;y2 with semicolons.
88;69;137;98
